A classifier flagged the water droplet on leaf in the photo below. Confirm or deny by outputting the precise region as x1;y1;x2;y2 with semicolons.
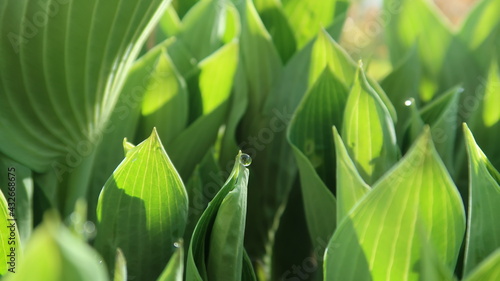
173;242;180;248
239;153;252;167
404;99;413;106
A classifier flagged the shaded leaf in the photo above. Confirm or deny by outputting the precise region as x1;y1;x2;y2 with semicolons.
463;249;500;281
463;124;500;274
157;243;184;281
114;249;127;281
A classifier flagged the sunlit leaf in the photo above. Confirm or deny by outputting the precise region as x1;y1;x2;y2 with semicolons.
325;128;466;281
95;129;188;281
463;249;500;281
157;243;184;281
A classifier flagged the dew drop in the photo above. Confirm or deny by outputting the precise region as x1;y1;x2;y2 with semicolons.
404;99;413;106
239;153;252;167
173;242;180;248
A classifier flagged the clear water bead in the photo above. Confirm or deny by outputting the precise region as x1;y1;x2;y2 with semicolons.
173;242;180;248
404;99;413;106
239;153;252;167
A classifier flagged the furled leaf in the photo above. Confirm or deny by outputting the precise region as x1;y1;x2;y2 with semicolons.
288;68;348;251
333;127;370;223
341;65;399;185
186;151;251;281
463;124;500;274
6;213;106;281
324;128;466;281
95;129;188;281
114;249;127;281
463;249;500;281
157;243;184;281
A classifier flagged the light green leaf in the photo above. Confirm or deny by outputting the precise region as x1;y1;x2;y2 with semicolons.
159;6;182;38
0;0;170;216
463;249;500;281
186;152;251;281
287;68;348;252
114;249;127;281
333;127;370;223
157;243;184;281
282;0;349;48
463;124;500;274
324;128;466;281
417;226;457;281
254;0;297;62
6;213;106;281
95;129;188;281
341;65;399;185
167;41;239;179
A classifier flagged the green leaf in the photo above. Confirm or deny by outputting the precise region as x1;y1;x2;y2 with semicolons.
341;65;399;185
463;124;500;274
324;128;466;281
463;249;500;281
287;68;348;251
6;213;106;281
0;0;171;216
157;243;184;281
114;249;127;281
282;0;349;48
166;41;239;179
420;87;462;174
186;151;251;281
254;0;297;62
333;127;370;223
381;44;421;143
417;226;457;281
95;129;188;281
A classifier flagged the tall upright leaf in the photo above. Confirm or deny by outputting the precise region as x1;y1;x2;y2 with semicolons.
186;152;253;281
463;124;500;274
341;65;399;185
288;67;348;252
95;129;188;281
325;128;466;281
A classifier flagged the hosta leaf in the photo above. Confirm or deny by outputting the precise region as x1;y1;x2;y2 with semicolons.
166;41;239;179
463;249;500;281
95;129;188;281
0;0;168;171
0;155;33;243
288;68;348;251
254;0;297;62
333;127;370;223
466;62;500;170
463;124;500;274
89;46;187;222
0;0;170;216
159;6;182;38
186;151;251;281
138;49;189;145
458;0;500;69
418;227;456;281
6;213;106;281
381;44;421;142
114;249;127;281
324;128;466;281
179;0;239;61
341;65;399;185
281;0;349;48
419;87;462;174
157;243;184;281
184;148;222;244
